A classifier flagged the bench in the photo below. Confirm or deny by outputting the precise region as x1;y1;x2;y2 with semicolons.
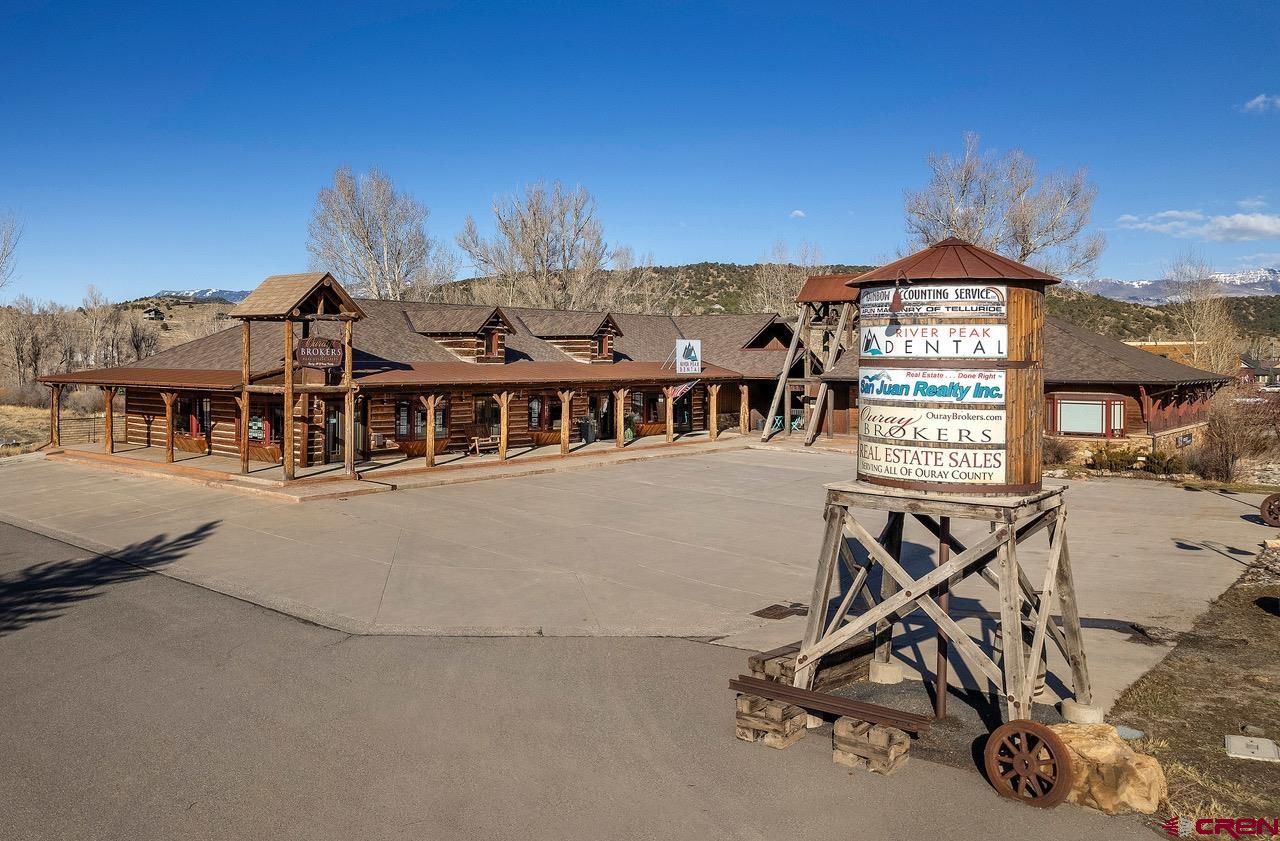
470;435;500;455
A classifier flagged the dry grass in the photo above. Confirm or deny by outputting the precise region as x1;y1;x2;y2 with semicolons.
0;404;50;456
1110;561;1280;822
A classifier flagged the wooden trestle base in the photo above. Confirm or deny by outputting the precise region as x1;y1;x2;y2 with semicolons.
792;481;1093;725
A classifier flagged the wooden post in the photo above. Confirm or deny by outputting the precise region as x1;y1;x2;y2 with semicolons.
49;384;61;447
998;535;1029;721
558;389;574;455
874;512;904;666
935;516;951;720
240;320;251;474
804;300;853;445
283;318;295;480
708;383;720;441
343;317;355;479
762;303;806;442
161;391;177;463
419;394;437;468
1053;519;1093;706
739;383;749;435
663;386;675;443
102;387;116;453
497;391;510;460
613;388;628;448
793;503;846;689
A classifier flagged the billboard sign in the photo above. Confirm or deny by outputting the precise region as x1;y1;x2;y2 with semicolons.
857;440;1007;484
859;284;1007;319
295;337;343;369
860;324;1007;359
675;339;702;375
858;404;1006;445
858;367;1005;405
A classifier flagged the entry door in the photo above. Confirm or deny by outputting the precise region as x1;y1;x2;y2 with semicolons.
324;404;342;464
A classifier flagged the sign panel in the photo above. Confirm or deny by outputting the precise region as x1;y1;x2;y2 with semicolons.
859;284;1007;319
858;440;1007;484
295;337;343;369
858;403;1006;445
858;367;1006;405
860;324;1007;359
675;339;702;375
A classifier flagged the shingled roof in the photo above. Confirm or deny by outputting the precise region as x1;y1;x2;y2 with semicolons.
844;238;1060;285
404;303;510;334
506;307;620;338
228;272;366;319
821;316;1231;387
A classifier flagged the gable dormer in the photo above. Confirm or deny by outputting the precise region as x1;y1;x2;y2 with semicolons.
407;305;513;364
517;311;622;363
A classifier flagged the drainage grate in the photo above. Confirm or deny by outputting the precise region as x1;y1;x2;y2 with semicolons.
751;603;809;620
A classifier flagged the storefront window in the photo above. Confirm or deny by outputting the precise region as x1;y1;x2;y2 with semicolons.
173;395;211;437
1050;394;1126;438
528;393;562;430
248;403;283;445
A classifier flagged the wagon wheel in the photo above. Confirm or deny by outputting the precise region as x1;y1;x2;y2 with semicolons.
1261;493;1280;528
983;720;1073;808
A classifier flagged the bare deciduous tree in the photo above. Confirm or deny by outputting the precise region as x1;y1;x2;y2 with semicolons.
457;181;616;311
308;167;458;301
1163;251;1239;375
0;214;20;293
80;285;113;368
748;240;826;314
124;311;160;361
904;133;1105;278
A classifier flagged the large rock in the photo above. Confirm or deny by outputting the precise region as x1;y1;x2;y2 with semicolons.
1050;723;1167;815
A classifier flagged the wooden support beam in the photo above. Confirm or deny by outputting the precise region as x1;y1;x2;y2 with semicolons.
875;512;904;665
48;384;61;447
663;386;675;443
419;394;438;468
558;389;574;455
793;503;846;690
739;383;749;435
997;535;1029;721
1053;515;1092;705
762;303;806;442
102;387;116;453
239;320;251;474
804;300;853;445
282;318;295;480
613;388;628;448
497;391;511;460
161;391;177;463
707;383;720;441
343;318;356;479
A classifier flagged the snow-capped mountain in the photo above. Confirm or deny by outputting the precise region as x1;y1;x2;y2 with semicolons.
1068;267;1280;304
154;288;251;303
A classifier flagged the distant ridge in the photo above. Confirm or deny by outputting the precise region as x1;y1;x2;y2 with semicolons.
155;288;251;303
1068;267;1280;304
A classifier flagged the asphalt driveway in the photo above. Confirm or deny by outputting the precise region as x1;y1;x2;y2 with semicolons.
0;523;1154;841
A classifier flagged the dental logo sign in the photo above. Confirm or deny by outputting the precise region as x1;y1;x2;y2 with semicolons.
860;324;1007;359
674;339;702;375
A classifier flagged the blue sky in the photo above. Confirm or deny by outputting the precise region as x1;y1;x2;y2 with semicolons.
2;0;1278;303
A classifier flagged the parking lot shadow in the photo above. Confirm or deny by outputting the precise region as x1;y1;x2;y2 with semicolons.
0;521;220;636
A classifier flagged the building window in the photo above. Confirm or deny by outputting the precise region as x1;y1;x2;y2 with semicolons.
528;393;563;430
434;401;448;436
248;402;283;445
1049;394;1126;438
395;400;432;441
485;330;502;357
631;391;664;423
596;333;609;358
173;394;211;438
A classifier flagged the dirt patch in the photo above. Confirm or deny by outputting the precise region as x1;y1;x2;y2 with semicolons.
0;405;49;457
1109;548;1280;820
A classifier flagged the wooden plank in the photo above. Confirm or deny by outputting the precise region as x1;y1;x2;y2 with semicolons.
1022;504;1066;701
796;521;1011;671
804;301;853;445
997;535;1029;721
1054;518;1093;705
793;503;846;690
731;675;931;733
761;303;805;442
875;511;904;665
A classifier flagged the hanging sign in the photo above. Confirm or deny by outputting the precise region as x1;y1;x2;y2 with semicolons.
295;337;343;369
860;324;1007;359
859;284;1007;319
675;339;702;375
857;440;1007;484
858;367;1005;404
858;403;1006;445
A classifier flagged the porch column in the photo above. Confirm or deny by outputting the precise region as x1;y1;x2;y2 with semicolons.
283;318;295;480
240;320;251;474
739;383;749;435
663;386;675;443
708;383;720;441
102;387;117;454
49;384;61;447
161;391;177;463
419;393;437;468
613;388;628;448
497;391;511;461
558;389;575;455
343;317;356;479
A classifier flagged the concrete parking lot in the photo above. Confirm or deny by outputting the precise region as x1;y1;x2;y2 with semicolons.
0;523;1153;841
0;447;1265;711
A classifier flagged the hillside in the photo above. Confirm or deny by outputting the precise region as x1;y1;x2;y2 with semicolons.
1045;287;1280;340
651;262;873;313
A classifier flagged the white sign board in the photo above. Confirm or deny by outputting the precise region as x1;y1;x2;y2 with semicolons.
858;403;1006;445
858;367;1006;404
858;440;1007;484
859;284;1007;319
675;339;702;375
860;324;1007;359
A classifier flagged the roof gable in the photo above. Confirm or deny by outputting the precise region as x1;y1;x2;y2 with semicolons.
229;272;366;319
